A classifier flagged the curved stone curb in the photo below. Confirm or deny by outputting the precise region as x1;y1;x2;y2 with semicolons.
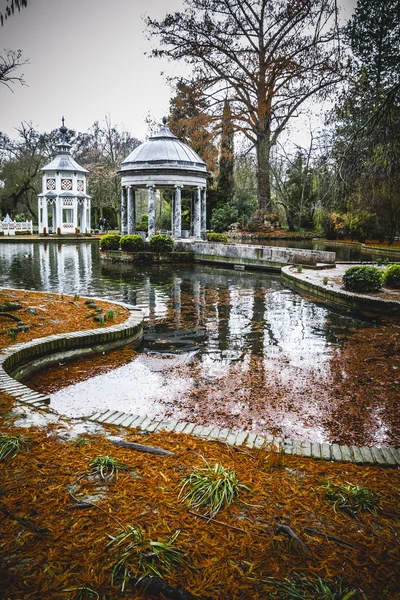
0;297;144;408
86;410;400;467
281;266;400;316
313;238;400;259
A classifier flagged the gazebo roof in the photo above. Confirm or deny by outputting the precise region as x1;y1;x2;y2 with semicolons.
41;118;88;174
120;117;206;173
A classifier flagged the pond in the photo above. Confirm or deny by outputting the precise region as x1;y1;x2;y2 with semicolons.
1;241;399;447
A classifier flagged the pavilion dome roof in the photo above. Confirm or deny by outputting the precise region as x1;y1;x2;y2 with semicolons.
120;117;207;173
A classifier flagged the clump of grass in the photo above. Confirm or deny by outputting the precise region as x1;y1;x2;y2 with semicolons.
73;294;80;301
89;455;132;481
320;482;379;514
106;309;114;321
296;264;303;273
64;586;99;599
179;458;249;517
0;433;29;461
8;329;18;341
106;526;185;591
264;573;365;599
323;276;329;285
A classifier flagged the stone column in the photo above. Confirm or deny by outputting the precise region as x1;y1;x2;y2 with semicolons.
73;198;78;232
121;187;127;235
127;187;136;234
147;185;155;239
57;197;62;233
174;186;182;238
87;198;91;232
42;199;48;233
201;187;207;240
81;199;87;233
52;202;56;234
193;187;201;238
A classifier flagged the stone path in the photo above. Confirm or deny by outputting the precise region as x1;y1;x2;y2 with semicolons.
86;410;400;467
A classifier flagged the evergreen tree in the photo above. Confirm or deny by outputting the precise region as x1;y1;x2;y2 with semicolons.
331;0;400;243
217;100;234;205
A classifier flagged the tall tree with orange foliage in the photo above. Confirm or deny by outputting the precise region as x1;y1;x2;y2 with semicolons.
168;79;218;176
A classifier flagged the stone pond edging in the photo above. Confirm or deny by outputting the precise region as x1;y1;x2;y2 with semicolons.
0;296;144;408
86;410;400;467
314;238;400;259
281;265;400;316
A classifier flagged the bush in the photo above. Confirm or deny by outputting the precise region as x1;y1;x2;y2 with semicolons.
210;204;238;233
207;232;228;243
384;264;400;289
136;214;148;232
120;234;145;252
99;233;121;251
148;234;174;253
342;266;383;292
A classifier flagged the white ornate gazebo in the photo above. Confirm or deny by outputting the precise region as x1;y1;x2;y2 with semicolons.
38;119;91;235
119;117;209;239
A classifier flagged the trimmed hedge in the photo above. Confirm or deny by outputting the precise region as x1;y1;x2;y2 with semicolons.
148;234;174;253
342;265;383;292
384;264;400;289
207;232;228;243
99;234;121;251
120;234;145;252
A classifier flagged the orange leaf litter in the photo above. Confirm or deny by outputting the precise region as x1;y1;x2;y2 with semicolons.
0;289;399;599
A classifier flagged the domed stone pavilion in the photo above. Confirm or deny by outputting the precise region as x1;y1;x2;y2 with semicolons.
119;117;209;239
38;119;91;235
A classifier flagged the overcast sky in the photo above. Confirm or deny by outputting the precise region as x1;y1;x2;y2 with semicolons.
0;0;357;142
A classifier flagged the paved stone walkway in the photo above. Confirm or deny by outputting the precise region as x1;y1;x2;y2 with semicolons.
87;410;400;467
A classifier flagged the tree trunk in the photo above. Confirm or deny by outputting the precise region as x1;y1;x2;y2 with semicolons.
256;130;272;211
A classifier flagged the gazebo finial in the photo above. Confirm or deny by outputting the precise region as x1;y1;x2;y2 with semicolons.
60;116;68;143
162;115;168;125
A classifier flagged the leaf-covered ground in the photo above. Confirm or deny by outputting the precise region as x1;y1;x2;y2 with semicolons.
0;288;399;599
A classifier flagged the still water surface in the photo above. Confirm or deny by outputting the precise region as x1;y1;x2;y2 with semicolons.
0;241;387;443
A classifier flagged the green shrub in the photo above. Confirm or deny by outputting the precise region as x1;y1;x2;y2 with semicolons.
210;204;238;233
148;234;174;253
342;266;383;292
207;232;228;243
120;234;145;252
99;233;121;251
136;214;148;232
384;263;400;289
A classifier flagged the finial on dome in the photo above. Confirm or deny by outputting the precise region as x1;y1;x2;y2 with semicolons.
60;116;68;143
162;116;168;125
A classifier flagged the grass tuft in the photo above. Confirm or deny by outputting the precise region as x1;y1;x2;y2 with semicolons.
263;573;365;599
106;525;186;591
89;455;132;481
0;433;29;461
320;482;379;514
179;458;250;517
64;586;100;599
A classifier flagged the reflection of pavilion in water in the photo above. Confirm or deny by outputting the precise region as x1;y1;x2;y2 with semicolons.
0;242;340;381
100;262;335;378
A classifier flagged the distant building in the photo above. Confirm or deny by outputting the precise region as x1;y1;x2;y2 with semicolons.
38;118;91;234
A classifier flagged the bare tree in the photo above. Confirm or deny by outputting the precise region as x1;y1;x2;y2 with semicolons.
1;1;29;89
0;49;28;90
147;0;345;211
